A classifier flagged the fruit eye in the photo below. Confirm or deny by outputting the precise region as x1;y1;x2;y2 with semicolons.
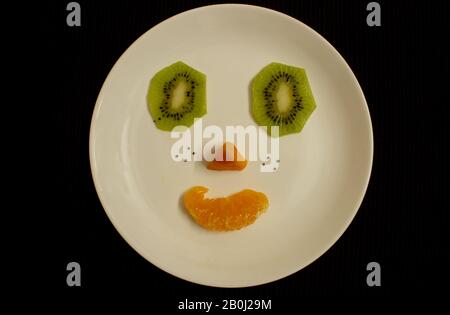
251;62;316;137
147;61;206;131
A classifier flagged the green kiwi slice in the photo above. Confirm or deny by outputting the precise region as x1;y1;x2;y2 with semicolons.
252;62;316;137
147;61;206;131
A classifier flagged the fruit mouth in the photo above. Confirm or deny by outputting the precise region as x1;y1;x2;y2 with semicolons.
183;186;269;231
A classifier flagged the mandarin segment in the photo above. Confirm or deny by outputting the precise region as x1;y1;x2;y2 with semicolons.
207;142;248;171
183;186;268;231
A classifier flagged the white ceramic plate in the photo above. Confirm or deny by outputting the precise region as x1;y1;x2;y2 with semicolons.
90;4;373;287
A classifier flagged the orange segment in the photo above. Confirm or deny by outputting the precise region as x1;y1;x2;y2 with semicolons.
183;186;269;231
207;142;248;171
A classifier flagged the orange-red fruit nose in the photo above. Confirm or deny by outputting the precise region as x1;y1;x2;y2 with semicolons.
207;142;248;171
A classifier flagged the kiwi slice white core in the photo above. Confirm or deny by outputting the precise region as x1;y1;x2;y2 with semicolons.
275;83;293;113
171;81;187;110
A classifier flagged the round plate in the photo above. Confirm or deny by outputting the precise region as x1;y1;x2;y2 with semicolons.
90;4;373;287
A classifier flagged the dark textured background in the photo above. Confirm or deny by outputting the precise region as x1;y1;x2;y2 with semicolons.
46;0;449;302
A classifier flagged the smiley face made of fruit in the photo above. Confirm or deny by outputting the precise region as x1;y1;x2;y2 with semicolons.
147;61;316;231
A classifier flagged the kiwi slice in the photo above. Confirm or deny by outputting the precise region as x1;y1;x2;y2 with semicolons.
252;62;316;137
147;61;206;131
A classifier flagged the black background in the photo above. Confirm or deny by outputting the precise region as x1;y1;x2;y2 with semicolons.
45;0;449;303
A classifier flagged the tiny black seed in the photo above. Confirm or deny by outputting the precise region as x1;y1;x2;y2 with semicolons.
158;117;161;120
262;163;265;166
